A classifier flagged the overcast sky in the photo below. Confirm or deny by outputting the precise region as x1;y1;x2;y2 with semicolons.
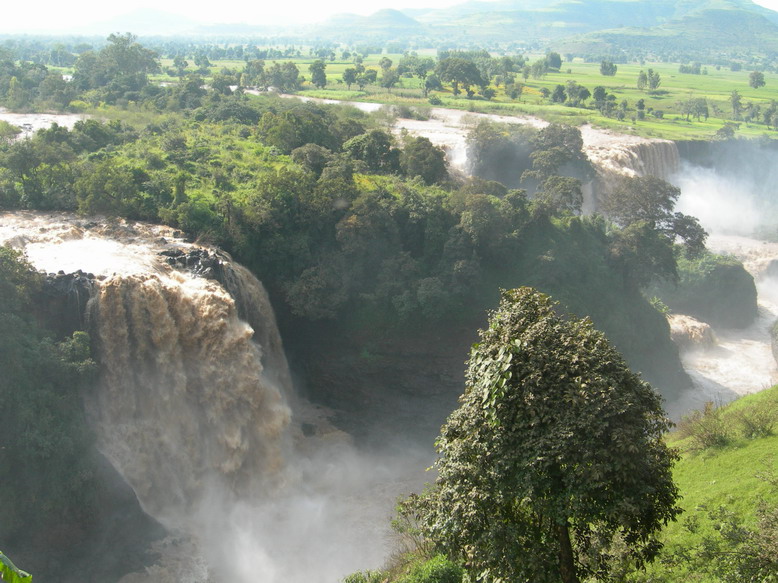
1;0;777;34
0;0;465;33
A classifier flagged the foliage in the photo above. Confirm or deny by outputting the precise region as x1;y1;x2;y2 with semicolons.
406;288;680;583
397;555;463;583
677;401;732;450
399;136;448;185
603;176;708;285
341;570;386;583
343;129;400;173
72;33;160;104
0;247;99;548
643;390;778;582
0;551;32;583
600;60;618;76
651;250;757;329
750;70;766;89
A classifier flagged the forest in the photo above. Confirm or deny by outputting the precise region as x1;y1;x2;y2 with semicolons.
0;30;775;583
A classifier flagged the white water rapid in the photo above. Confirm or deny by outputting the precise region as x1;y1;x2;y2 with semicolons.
0;211;427;582
666;170;778;417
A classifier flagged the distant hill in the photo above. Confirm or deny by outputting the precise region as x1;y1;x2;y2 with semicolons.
70;0;778;60
309;0;778;58
567;7;778;59
73;8;202;36
311;8;425;41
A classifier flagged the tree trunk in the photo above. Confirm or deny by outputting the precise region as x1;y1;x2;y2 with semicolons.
556;521;579;583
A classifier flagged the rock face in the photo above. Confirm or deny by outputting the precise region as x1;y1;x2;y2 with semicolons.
40;269;96;336
668;314;717;348
659;261;758;330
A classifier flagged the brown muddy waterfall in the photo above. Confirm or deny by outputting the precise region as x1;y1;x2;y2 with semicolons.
89;269;291;522
1;212;420;582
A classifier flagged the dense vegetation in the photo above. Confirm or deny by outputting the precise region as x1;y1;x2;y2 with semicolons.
651;250;758;329
0;248;97;574
1;31;770;583
347;386;778;583
4;33;778;141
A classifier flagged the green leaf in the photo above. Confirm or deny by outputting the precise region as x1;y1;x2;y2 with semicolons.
0;551;32;583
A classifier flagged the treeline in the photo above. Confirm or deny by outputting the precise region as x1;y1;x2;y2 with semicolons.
3;33;776;135
0;87;698;391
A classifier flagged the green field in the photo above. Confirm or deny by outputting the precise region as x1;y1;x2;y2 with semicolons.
138;49;778;141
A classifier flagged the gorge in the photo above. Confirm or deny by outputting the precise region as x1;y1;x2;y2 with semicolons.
2;107;777;582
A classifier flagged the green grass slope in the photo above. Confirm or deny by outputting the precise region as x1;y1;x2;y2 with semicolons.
640;387;778;581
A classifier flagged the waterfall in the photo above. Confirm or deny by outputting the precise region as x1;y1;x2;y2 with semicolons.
88;271;291;523
1;211;423;582
580;127;681;207
0;212;293;525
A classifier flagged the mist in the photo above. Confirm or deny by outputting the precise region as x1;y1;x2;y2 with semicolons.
674;140;778;237
190;439;431;583
674;163;769;236
661;146;778;416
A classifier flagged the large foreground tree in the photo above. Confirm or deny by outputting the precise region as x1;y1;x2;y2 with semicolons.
407;287;681;583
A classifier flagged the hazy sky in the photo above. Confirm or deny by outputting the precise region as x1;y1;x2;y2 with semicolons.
0;0;467;33
1;0;777;34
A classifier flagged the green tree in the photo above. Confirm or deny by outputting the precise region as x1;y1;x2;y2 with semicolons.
356;69;377;90
546;51;562;71
343;129;400;174
552;84;567;103
600;60;618;76
309;59;327;89
637;70;648;90
381;67;400;92
647;69;661;91
730;90;743;119
436;58;484;97
749;70;766;89
405;287;681;583
604;176;708;262
342;67;357;90
536;175;583;214
72;33;159;101
399;136;448;185
0;247;98;552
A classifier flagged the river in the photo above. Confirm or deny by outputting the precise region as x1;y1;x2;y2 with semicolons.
0;107;86;137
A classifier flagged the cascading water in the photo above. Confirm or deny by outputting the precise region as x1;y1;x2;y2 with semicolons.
664;165;778;417
580;126;681;206
1;211;427;582
89;272;291;522
1;212;292;521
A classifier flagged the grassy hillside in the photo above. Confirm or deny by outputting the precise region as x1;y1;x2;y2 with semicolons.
575;8;778;59
638;387;778;581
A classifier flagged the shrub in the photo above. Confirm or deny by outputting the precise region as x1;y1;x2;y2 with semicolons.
398;555;463;583
736;401;777;439
678;401;731;449
341;570;386;583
